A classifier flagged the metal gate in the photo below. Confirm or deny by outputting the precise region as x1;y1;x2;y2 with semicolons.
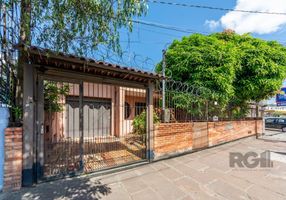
37;78;147;180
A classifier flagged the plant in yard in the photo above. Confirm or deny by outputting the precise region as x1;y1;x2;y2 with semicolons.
171;92;206;117
44;82;69;113
10;105;22;126
132;111;160;137
157;31;286;118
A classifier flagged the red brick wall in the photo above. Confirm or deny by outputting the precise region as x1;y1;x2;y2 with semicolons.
208;120;261;146
154;120;262;159
3;127;22;191
154;123;193;158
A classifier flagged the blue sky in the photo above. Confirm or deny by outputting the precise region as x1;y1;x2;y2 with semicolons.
117;0;286;72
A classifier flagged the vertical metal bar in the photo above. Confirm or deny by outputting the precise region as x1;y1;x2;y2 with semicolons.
36;75;44;181
79;81;84;172
72;84;75;171
162;50;166;112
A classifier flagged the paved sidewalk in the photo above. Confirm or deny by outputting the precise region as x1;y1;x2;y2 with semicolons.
261;130;286;141
1;137;286;200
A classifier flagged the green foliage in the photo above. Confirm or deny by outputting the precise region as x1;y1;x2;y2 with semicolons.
44;82;69;113
172;92;206;117
11;105;23;122
157;33;238;106
4;0;147;54
157;32;286;117
30;0;147;54
3;0;148;122
132;111;160;135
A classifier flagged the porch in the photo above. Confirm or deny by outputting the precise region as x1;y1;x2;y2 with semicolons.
20;45;160;185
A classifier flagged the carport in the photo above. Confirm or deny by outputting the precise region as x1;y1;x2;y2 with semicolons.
21;45;161;186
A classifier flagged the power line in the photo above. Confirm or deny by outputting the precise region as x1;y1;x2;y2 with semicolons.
136;26;184;38
125;19;286;46
147;0;286;16
121;25;184;38
132;19;209;35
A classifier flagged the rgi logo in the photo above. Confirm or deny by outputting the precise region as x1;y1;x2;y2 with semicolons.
229;150;273;168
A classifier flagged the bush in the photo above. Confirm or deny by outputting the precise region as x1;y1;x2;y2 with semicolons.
132;110;160;135
44;82;69;112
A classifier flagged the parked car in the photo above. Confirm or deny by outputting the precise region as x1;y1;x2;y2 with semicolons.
265;118;286;132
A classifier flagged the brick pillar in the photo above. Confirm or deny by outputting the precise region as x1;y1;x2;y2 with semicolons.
3;127;22;191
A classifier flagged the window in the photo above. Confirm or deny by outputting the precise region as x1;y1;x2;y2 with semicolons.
266;118;275;123
124;102;131;119
135;102;146;116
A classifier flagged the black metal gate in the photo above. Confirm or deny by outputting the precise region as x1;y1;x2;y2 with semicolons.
37;78;147;180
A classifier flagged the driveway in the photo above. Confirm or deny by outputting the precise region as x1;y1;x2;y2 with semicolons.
1;136;286;200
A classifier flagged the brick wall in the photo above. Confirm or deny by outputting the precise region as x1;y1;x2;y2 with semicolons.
154;120;262;159
154;123;193;158
3;127;22;191
208;120;262;146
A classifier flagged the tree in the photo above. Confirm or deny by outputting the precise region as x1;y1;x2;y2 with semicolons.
29;0;147;54
157;31;286;117
1;0;148;118
215;32;286;114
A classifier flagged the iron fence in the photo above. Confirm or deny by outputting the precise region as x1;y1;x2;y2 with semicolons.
154;79;260;123
41;80;148;179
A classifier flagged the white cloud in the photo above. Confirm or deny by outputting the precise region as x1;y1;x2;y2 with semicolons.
205;20;220;31
206;0;286;34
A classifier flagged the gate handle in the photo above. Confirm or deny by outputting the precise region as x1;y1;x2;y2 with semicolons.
40;123;44;134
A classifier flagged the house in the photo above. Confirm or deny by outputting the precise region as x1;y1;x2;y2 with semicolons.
18;45;161;185
45;83;147;143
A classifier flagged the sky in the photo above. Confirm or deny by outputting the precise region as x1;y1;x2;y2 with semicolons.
117;0;286;72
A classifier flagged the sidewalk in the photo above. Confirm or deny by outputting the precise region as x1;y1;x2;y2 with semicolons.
1;137;286;200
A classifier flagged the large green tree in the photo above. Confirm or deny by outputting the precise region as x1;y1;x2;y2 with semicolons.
17;0;147;53
157;31;286;117
1;0;147;115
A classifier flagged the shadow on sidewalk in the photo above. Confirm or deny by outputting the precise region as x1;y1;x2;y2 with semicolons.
0;177;111;200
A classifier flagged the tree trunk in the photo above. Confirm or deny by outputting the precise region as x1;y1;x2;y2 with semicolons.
17;0;31;107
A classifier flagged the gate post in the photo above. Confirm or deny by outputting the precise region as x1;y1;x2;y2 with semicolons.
147;81;154;161
22;64;35;186
79;81;84;172
36;76;44;180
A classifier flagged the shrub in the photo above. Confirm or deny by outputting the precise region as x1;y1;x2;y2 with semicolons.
132;110;160;135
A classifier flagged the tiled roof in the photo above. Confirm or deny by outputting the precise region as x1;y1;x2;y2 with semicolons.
18;45;162;80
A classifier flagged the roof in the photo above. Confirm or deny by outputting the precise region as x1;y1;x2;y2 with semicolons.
18;45;162;84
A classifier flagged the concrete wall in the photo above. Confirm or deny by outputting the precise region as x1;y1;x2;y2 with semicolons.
153;120;263;159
